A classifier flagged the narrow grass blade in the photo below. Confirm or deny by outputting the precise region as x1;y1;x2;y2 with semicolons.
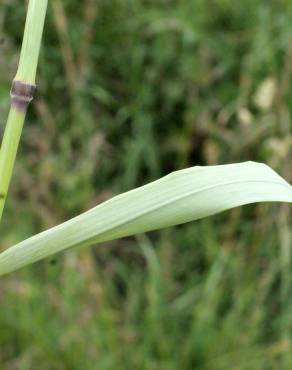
0;161;292;276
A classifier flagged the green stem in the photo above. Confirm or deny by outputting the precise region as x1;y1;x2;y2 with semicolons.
0;108;26;220
0;0;48;222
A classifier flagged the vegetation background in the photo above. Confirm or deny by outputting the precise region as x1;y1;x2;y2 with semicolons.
1;0;292;369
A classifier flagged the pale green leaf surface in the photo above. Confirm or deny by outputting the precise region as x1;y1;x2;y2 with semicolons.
0;161;292;276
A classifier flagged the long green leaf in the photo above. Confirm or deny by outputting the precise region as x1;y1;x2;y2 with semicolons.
0;161;291;276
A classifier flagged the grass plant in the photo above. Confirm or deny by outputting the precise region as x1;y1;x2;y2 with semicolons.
1;1;292;368
0;0;292;277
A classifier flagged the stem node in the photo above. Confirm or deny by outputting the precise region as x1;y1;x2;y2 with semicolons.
10;80;36;112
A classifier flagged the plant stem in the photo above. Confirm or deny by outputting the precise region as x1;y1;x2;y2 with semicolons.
0;0;48;222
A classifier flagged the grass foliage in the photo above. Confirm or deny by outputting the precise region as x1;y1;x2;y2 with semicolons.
1;0;292;368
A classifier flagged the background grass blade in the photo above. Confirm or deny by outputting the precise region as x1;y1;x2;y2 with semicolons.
0;161;291;276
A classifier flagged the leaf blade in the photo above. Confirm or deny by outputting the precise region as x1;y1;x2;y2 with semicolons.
0;161;291;276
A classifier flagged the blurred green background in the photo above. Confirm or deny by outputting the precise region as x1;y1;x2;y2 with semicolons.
1;0;292;369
